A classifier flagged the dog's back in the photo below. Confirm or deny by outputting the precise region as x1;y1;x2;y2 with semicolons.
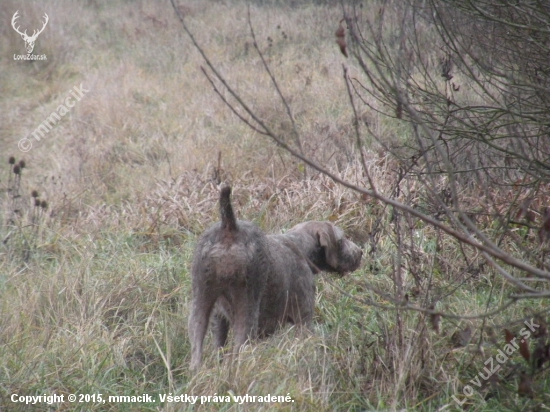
193;186;269;282
260;234;315;334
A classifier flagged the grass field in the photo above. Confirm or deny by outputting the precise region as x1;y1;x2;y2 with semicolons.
1;1;549;411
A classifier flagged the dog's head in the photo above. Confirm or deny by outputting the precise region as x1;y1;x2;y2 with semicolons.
289;221;363;276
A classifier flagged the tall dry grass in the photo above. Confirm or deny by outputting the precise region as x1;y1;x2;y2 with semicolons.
1;1;548;411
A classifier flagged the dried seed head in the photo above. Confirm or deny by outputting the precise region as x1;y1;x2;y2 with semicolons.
31;190;39;198
35;198;41;207
9;156;16;164
13;165;20;174
440;53;453;81
18;160;26;168
40;200;48;209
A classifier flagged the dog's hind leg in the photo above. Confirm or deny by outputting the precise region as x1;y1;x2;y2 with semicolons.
188;281;219;371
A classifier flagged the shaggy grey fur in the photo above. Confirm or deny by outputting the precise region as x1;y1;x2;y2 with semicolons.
188;186;362;370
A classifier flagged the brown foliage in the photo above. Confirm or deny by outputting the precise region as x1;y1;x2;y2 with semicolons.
538;207;550;243
532;342;550;369
335;18;347;58
533;318;548;338
504;329;515;345
518;338;530;363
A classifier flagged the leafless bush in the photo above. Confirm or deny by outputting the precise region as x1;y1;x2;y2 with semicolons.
170;0;550;403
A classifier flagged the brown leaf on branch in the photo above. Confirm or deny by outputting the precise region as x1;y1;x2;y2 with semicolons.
538;207;550;242
335;19;347;58
429;304;440;334
519;338;530;362
504;329;515;344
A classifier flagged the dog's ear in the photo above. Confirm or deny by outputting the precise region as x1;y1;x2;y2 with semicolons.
317;225;340;270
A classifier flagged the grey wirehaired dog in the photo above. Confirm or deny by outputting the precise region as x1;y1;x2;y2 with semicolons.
188;186;362;370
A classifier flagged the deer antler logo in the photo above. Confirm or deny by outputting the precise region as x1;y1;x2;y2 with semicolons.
12;10;49;54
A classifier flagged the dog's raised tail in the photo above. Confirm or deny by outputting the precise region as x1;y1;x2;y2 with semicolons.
220;185;237;232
